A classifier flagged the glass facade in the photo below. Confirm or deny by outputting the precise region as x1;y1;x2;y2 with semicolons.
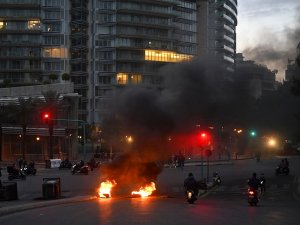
0;0;68;84
91;0;198;123
208;0;237;71
0;0;237;125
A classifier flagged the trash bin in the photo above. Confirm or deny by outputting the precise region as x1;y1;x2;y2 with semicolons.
45;159;62;169
42;178;61;199
0;182;18;201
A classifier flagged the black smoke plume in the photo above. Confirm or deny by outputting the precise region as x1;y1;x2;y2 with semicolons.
99;55;254;194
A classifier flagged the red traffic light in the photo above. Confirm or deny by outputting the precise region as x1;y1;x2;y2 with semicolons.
199;132;211;146
42;112;51;124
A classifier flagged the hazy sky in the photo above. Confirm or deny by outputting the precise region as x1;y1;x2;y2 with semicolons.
236;0;300;81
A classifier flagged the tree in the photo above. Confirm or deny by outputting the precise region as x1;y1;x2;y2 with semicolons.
62;73;70;81
8;97;36;160
49;73;58;83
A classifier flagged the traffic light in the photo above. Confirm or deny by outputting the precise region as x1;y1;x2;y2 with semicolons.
199;131;210;146
250;130;257;137
42;112;50;124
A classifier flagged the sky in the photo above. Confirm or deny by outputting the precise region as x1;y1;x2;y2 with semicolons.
236;0;300;81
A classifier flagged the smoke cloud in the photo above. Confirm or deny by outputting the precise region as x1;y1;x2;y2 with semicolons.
242;5;300;80
99;55;254;193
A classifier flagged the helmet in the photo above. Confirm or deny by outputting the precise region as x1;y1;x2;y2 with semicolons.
188;172;193;177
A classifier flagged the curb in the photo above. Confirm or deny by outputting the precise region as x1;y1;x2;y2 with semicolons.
0;195;96;217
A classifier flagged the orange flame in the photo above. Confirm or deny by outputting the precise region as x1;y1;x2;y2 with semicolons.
131;182;156;197
98;179;117;198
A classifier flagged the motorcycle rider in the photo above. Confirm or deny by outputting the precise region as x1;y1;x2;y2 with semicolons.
248;172;260;191
184;172;199;197
279;158;289;172
259;173;266;193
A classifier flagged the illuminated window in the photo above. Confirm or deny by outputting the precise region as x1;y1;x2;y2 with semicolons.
130;74;142;84
0;21;4;29
44;48;67;58
145;50;193;62
28;20;40;30
117;73;128;85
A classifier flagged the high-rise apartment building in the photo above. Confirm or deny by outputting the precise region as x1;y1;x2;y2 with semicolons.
90;0;198;123
197;0;237;72
0;0;69;85
0;0;237;125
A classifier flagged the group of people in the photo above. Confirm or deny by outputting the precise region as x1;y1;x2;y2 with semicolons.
279;158;289;171
168;153;186;168
183;169;269;202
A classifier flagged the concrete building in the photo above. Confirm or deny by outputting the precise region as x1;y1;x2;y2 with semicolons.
90;0;198;123
0;0;238;126
197;0;237;72
236;53;278;99
285;41;300;81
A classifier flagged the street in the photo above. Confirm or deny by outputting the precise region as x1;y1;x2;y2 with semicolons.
0;156;300;225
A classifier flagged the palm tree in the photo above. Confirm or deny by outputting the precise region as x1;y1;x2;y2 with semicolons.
8;97;36;160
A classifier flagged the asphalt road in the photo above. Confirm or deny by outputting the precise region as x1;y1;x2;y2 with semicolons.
0;156;300;225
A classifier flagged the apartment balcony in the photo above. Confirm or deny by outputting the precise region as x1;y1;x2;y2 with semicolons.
223;24;235;34
0;29;41;34
116;8;175;18
224;3;237;18
116;20;173;30
0;40;42;47
216;44;235;54
0;67;42;73
0;0;40;9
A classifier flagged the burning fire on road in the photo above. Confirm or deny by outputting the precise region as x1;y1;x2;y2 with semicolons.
131;182;156;197
98;179;117;198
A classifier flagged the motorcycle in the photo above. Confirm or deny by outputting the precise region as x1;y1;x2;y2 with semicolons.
7;166;26;181
21;165;37;176
275;166;289;176
186;189;197;204
212;172;221;186
247;187;259;206
71;164;89;175
59;160;73;169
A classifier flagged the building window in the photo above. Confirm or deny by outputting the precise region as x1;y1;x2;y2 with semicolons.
130;74;142;84
145;49;193;62
98;76;111;84
117;73;128;85
95;87;112;97
44;47;67;58
45;23;61;32
28;20;40;30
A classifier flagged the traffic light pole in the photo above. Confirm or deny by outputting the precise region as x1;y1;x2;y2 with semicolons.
52;118;87;161
49;120;54;159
